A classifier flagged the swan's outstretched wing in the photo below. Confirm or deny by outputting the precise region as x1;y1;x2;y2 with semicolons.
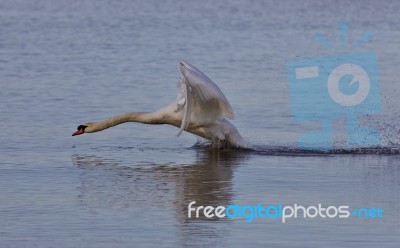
176;60;234;136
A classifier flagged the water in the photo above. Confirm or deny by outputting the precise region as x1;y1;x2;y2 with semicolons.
1;0;400;247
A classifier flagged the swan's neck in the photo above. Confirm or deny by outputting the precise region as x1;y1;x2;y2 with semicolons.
86;111;166;133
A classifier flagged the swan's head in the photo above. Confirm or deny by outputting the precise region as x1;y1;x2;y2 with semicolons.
72;124;89;136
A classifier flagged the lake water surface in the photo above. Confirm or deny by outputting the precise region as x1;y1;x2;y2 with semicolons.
1;0;400;247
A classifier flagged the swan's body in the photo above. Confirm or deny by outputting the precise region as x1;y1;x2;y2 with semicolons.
72;61;245;147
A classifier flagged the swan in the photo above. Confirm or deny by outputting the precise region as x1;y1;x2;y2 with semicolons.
72;61;246;148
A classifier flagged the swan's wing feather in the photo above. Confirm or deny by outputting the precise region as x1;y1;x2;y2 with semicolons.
179;61;235;119
177;79;191;136
175;79;186;111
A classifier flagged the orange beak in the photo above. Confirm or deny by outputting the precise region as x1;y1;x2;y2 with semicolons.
72;129;84;136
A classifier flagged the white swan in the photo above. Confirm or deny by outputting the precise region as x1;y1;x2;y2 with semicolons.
72;61;245;147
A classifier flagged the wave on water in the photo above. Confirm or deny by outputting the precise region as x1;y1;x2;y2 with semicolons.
191;139;400;155
252;145;400;155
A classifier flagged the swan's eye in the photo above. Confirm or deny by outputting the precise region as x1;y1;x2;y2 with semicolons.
77;125;87;131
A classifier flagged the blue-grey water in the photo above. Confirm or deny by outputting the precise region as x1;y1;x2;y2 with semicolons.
1;0;400;247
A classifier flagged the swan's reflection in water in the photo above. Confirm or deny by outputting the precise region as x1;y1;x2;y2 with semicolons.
72;148;250;246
